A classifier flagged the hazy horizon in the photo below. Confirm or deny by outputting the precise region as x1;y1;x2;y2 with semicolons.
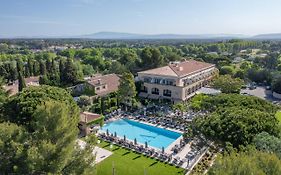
1;0;281;37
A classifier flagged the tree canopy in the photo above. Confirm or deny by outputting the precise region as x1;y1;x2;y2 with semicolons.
194;107;279;146
193;94;280;146
0;90;95;174
211;75;244;93
208;148;281;175
253;132;281;159
118;72;137;109
3;85;79;129
272;75;281;94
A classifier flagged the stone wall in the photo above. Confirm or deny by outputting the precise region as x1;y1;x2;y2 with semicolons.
273;92;281;99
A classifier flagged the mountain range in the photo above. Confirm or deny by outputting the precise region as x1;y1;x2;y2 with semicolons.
77;32;249;39
2;32;281;39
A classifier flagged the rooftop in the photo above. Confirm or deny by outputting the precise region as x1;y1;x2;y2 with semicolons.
138;60;214;78
87;73;120;96
3;76;39;96
80;111;101;124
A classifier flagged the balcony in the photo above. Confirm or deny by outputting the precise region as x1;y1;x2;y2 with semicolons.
143;77;176;86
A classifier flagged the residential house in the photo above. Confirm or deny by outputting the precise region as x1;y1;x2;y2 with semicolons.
72;73;120;97
4;76;39;96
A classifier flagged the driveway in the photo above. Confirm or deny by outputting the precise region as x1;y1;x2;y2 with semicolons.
241;86;281;104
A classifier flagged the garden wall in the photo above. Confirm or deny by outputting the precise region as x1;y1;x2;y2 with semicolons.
273;92;281;100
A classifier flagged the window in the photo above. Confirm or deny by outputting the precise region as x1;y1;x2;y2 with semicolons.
144;77;152;83
151;88;159;95
165;79;174;86
163;89;172;97
154;78;161;84
141;86;148;93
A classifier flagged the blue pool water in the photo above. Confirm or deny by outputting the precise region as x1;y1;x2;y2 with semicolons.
100;119;181;149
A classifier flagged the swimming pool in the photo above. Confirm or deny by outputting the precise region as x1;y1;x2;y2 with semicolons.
100;119;182;149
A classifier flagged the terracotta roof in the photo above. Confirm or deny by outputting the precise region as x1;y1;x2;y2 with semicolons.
80;112;101;124
87;74;120;96
138;66;178;77
169;60;214;77
138;60;215;77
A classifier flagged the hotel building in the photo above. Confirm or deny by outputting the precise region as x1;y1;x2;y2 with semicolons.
137;60;218;103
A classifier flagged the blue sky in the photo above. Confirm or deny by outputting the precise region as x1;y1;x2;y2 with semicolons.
0;0;281;37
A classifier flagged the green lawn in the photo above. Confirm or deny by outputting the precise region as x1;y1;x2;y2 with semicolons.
94;141;185;175
276;111;281;125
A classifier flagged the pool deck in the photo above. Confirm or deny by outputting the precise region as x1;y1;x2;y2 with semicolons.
130;118;184;134
99;117;203;169
77;139;113;164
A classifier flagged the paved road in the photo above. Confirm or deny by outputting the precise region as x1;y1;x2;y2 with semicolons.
241;86;281;105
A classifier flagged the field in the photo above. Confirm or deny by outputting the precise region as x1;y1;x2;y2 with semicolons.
95;141;185;175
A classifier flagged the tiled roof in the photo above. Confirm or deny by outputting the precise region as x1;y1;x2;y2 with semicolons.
80;111;101;124
87;74;120;96
169;60;214;77
138;66;178;77
138;60;215;77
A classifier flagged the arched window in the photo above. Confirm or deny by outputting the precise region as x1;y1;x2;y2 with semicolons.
163;89;172;97
151;88;159;95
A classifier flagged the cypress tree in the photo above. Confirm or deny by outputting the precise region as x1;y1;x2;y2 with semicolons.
39;61;47;75
39;74;49;85
18;71;26;92
16;59;24;73
27;58;34;76
59;59;65;82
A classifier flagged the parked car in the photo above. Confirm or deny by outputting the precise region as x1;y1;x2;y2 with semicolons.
266;86;271;90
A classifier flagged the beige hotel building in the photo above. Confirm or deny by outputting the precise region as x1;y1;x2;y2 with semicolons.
137;60;218;103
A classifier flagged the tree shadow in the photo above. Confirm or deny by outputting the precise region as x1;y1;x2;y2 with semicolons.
113;147;120;151
102;143;110;148
122;151;131;156
132;155;141;160
149;161;158;167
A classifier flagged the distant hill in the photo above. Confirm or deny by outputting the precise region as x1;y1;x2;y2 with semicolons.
77;32;248;39
78;32;143;39
253;33;281;39
4;32;281;40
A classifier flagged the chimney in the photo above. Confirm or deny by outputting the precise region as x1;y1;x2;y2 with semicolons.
97;79;101;84
178;66;183;71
